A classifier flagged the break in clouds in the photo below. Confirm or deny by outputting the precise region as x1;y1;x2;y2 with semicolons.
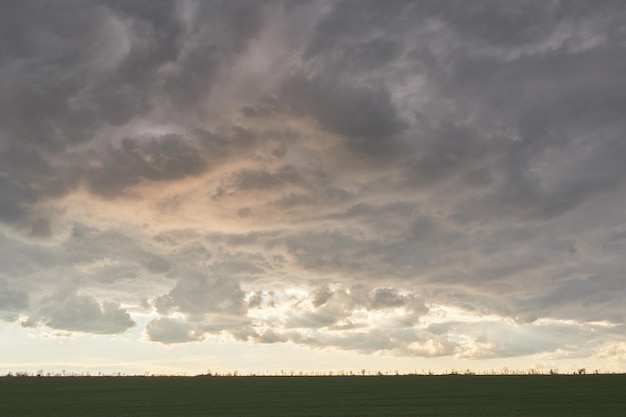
1;0;626;367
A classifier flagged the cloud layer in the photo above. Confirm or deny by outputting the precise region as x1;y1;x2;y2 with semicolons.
1;0;626;371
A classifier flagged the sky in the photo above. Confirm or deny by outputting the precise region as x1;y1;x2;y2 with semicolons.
1;0;626;376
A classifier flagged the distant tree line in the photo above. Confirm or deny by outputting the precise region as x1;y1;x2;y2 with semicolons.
3;367;612;378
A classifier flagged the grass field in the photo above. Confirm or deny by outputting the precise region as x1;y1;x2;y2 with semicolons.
0;375;624;416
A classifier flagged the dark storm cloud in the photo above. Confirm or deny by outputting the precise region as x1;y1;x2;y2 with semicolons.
430;47;626;220
102;0;265;117
0;144;69;228
0;0;113;146
406;6;626;222
430;0;626;49
0;0;267;229
301;0;626;213
83;133;207;197
282;74;407;154
302;0;412;64
401;120;497;189
1;0;626;366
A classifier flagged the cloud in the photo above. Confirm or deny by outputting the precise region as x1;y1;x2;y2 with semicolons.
282;74;407;153
401;334;459;358
597;340;626;364
0;279;29;320
83;133;208;197
26;290;135;335
0;0;269;230
256;329;289;344
369;288;411;309
272;284;428;336
0;143;71;231
154;272;247;319
145;317;205;344
146;269;254;343
1;0;626;372
228;165;305;191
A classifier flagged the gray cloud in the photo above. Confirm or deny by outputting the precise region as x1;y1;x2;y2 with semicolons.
1;0;626;369
26;289;135;334
145;317;205;344
369;288;409;310
302;329;397;353
83;133;207;197
0;279;29;316
0;0;267;229
229;165;305;191
282;74;406;155
0;143;71;230
281;285;427;333
154;272;247;319
256;329;289;344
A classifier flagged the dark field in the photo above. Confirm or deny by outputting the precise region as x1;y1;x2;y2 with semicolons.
1;375;624;416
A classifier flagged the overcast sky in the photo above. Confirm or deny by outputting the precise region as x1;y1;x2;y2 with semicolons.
1;0;626;375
